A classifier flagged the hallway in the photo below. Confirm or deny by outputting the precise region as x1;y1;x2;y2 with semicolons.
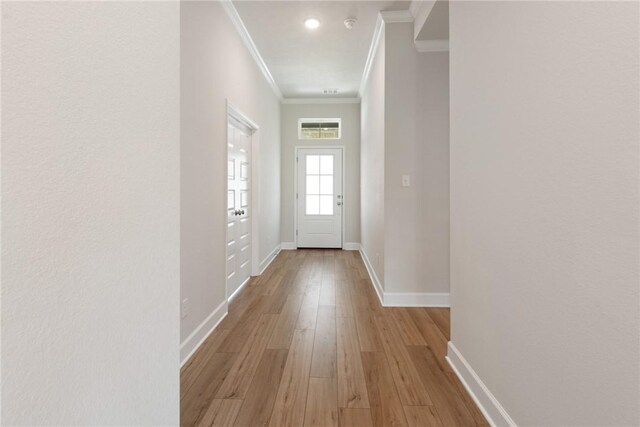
180;250;487;427
3;0;638;424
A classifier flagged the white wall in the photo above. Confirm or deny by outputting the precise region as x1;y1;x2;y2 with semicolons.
449;2;639;426
360;28;386;287
281;103;360;246
1;2;180;424
181;1;281;360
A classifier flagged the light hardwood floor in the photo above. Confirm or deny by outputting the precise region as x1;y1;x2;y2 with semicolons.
181;249;488;427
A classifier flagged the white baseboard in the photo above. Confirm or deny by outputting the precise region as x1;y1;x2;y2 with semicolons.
343;242;360;251
180;300;227;367
280;242;296;250
384;292;450;307
229;275;251;301
259;244;281;274
359;247;450;307
359;247;385;306
446;342;517;427
181;246;281;368
281;242;360;251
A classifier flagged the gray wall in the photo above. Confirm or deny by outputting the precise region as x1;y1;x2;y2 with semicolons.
450;1;639;425
360;30;386;285
181;1;281;357
2;2;180;423
386;22;450;296
415;52;450;294
361;22;450;296
281;103;361;245
384;22;420;294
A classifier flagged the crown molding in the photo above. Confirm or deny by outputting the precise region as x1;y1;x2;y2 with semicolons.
409;1;422;18
282;98;361;105
358;13;385;97
415;39;449;52
359;9;415;97
220;0;283;100
379;10;414;23
412;1;436;40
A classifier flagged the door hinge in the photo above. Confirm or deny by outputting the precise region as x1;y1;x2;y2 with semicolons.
296;192;298;199
296;156;298;162
296;230;298;236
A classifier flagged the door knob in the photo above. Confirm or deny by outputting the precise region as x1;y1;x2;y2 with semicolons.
337;202;342;206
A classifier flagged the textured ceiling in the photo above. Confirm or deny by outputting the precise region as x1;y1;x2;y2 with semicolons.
234;1;410;98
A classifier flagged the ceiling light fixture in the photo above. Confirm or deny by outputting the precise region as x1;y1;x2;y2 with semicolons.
304;18;320;30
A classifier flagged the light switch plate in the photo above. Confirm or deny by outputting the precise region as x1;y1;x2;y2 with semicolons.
402;174;411;187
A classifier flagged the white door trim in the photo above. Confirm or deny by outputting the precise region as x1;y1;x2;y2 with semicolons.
226;101;260;303
294;146;345;249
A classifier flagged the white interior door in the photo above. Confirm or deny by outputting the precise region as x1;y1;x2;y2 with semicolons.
297;148;343;248
226;121;252;298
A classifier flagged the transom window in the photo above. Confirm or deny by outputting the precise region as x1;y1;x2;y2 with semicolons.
298;118;341;140
305;154;334;215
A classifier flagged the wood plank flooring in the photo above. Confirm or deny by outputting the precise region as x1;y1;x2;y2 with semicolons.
181;249;488;427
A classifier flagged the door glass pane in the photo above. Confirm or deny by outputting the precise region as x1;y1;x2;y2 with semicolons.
320;176;333;195
320;155;333;175
304;152;336;216
306;155;320;175
306;176;320;195
306;195;320;215
319;195;334;215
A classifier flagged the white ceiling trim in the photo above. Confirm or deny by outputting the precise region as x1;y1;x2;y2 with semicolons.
412;1;436;40
409;0;422;18
358;9;416;97
415;39;449;52
220;0;283;100
358;13;385;97
379;10;414;23
282;98;361;105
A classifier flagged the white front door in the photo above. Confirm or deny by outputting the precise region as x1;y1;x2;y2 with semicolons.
297;148;343;248
226;121;252;298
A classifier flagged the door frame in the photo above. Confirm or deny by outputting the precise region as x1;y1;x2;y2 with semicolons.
225;101;260;301
294;146;346;249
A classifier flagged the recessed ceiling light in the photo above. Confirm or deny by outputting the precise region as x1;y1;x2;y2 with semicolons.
304;18;320;30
